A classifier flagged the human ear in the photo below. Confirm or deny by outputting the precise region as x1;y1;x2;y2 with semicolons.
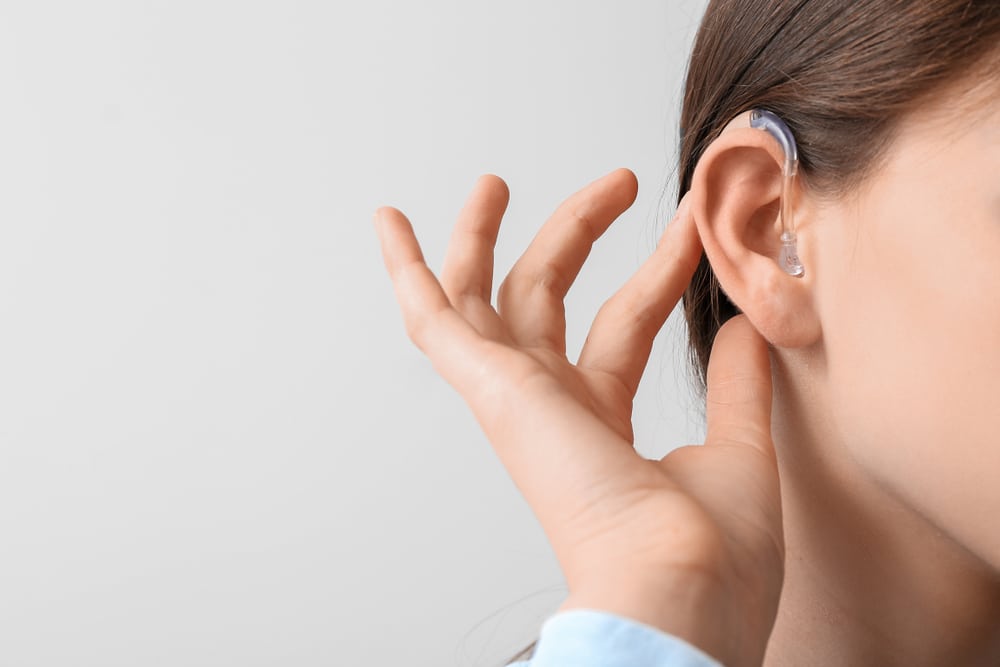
689;127;821;349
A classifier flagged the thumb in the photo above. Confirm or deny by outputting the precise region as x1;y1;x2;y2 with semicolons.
704;314;775;459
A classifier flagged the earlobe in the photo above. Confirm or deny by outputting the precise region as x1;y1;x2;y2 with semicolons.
689;127;822;349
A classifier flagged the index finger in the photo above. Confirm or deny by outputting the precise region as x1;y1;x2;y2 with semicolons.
576;193;702;398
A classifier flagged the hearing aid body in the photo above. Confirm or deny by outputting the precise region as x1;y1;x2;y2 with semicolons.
716;109;806;278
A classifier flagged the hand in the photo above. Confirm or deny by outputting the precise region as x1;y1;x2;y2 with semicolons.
373;169;784;667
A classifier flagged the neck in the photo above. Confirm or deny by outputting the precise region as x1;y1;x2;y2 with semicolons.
761;348;1000;667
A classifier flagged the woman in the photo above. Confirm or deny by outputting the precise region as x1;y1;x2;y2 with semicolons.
373;0;1000;664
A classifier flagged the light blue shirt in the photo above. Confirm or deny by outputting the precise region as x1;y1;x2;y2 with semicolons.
508;608;725;667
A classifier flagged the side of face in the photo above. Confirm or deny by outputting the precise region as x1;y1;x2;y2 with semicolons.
812;92;1000;566
689;84;1000;568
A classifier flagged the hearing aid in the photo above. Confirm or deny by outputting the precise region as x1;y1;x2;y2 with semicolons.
719;109;806;278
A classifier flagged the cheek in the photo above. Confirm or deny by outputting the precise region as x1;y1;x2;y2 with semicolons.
819;201;1000;563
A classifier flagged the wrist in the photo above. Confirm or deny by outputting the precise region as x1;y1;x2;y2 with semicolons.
557;569;734;665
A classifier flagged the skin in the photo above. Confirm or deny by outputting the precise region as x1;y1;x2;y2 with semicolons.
692;79;1000;664
373;66;1000;667
373;171;783;667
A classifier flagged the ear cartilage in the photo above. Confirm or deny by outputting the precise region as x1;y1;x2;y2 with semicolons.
749;109;805;278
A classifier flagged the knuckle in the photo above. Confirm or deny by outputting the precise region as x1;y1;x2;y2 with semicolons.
534;259;569;296
564;206;597;239
559;205;597;241
499;261;566;305
707;420;769;445
708;374;769;404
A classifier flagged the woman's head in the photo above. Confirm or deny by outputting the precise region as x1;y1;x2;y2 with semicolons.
680;0;1000;387
502;3;999;662
680;0;1000;567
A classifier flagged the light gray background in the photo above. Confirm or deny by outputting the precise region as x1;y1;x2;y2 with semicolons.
0;1;709;664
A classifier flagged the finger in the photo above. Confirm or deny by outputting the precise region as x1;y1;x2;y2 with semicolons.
376;205;639;516
703;313;775;460
440;174;510;304
373;205;504;396
497;168;638;354
576;194;701;398
437;175;513;342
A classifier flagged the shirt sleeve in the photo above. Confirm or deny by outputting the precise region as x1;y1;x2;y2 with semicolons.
506;608;725;667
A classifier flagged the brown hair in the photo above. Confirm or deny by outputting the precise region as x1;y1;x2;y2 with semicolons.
680;0;1000;396
502;0;1000;662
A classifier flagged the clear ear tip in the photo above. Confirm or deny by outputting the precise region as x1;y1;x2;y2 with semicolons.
779;233;805;277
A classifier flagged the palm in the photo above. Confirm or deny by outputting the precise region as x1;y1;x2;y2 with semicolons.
517;345;636;441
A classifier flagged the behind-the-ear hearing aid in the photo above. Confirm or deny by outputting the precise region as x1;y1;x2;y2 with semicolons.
716;109;806;277
747;108;805;277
